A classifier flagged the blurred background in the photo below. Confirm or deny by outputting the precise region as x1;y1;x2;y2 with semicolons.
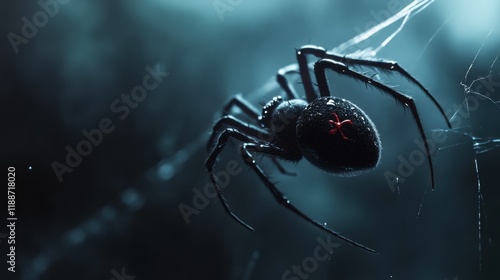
1;0;500;279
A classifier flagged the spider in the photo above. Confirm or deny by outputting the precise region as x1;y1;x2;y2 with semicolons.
206;45;451;254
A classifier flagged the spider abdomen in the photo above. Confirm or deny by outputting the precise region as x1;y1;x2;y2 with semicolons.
296;97;381;176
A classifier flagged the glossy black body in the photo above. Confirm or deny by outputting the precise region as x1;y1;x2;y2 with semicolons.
206;45;450;254
296;97;381;176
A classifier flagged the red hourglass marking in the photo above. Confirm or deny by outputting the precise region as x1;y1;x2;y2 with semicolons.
328;112;353;140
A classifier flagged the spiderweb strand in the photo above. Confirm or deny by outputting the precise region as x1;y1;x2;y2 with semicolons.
432;29;500;272
331;0;435;58
461;29;496;272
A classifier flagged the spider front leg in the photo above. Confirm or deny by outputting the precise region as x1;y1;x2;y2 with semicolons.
295;46;324;102
239;143;378;254
296;45;451;128
314;58;438;190
326;53;452;128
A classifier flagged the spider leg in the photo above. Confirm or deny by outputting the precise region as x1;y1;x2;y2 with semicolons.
221;93;260;119
328;53;451;128
207;115;270;151
207;116;297;176
296;46;325;102
296;45;451;128
314;58;438;190
239;142;378;254
206;128;263;231
270;158;297;176
276;64;300;100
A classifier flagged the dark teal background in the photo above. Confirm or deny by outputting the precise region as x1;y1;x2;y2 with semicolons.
1;0;499;279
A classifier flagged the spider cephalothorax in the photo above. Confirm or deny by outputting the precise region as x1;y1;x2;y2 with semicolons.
206;45;451;254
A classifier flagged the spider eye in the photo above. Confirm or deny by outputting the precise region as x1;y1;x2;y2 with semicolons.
260;96;283;127
296;97;381;176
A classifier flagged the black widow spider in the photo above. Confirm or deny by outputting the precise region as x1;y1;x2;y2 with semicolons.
206;45;451;254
